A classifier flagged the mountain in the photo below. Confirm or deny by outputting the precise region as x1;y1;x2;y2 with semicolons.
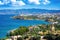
0;9;60;15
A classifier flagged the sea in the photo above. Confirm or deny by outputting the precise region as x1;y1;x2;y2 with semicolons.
0;15;49;38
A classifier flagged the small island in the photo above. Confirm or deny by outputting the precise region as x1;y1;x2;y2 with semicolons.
12;13;60;22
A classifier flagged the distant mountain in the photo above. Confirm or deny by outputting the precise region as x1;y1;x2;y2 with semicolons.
0;9;60;15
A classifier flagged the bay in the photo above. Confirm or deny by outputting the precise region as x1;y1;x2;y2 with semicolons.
0;15;49;38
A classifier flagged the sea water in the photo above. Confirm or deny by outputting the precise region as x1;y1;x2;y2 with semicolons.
0;15;49;38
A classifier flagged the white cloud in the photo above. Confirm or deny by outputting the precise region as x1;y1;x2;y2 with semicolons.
0;0;11;5
28;0;40;5
28;0;50;5
0;0;50;6
3;0;10;4
10;0;16;3
43;0;50;5
11;0;26;6
0;1;4;5
18;1;26;6
0;0;26;6
10;0;16;5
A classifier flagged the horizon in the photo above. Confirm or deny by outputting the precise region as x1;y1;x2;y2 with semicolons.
0;8;60;10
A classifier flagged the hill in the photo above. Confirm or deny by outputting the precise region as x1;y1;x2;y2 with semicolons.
0;9;60;15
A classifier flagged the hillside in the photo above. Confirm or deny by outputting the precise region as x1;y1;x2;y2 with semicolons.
0;9;60;15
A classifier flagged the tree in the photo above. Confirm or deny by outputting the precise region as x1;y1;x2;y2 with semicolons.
55;36;60;40
43;34;54;40
17;37;23;40
15;26;29;35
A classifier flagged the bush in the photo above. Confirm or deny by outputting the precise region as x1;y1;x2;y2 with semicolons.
55;36;60;40
24;35;29;39
17;26;29;35
8;26;29;36
43;34;54;40
17;37;23;40
29;37;36;40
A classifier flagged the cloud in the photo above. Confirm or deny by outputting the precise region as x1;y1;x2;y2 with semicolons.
18;1;26;6
0;0;26;6
0;0;50;6
28;0;40;5
0;0;10;5
0;1;4;5
43;0;50;5
28;0;50;5
10;0;26;6
3;0;10;4
10;0;16;3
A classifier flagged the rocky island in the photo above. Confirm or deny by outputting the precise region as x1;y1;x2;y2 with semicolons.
12;13;54;20
12;14;40;20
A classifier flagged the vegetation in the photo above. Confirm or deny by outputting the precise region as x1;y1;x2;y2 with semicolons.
7;26;29;36
17;37;23;40
43;34;60;40
55;24;60;30
2;23;60;40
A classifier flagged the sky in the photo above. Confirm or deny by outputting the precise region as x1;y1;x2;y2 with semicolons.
0;0;60;10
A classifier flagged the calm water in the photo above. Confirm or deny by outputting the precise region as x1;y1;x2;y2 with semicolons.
0;15;49;38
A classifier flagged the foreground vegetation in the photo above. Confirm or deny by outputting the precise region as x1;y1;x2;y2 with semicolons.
0;23;60;40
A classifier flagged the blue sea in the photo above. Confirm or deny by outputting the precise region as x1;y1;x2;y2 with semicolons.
0;15;49;38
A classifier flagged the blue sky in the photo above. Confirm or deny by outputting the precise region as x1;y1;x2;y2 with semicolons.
0;0;60;10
